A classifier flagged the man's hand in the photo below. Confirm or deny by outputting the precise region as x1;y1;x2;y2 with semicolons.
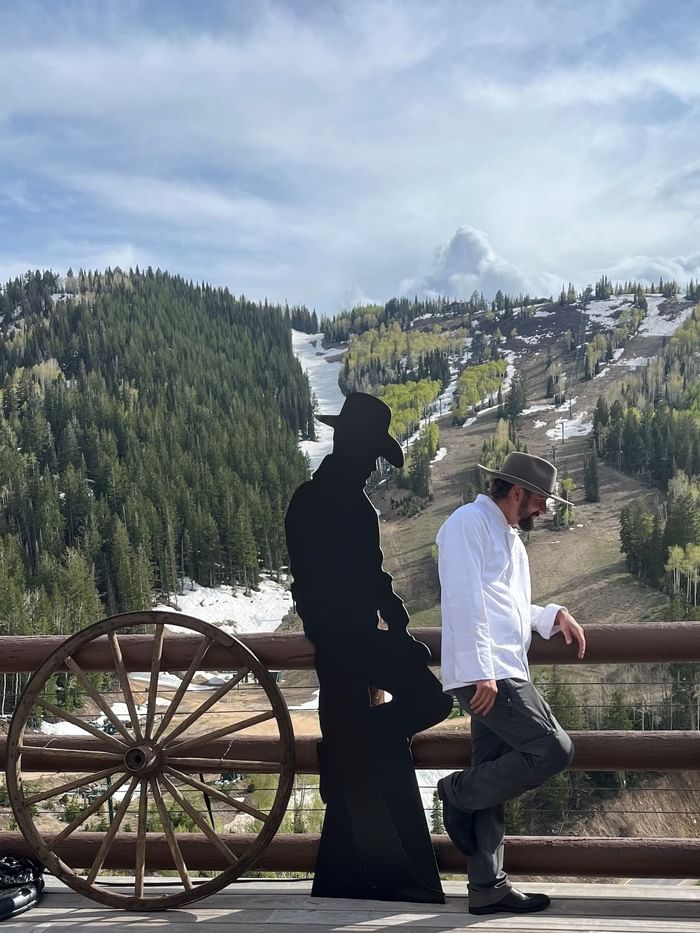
470;679;498;716
556;608;586;659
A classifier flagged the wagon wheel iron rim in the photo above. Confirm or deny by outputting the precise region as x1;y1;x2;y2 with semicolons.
6;611;295;911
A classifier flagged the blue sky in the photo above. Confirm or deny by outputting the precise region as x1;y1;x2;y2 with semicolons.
2;0;700;312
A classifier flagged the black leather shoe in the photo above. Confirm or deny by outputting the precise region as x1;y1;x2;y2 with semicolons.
437;778;476;856
469;889;551;915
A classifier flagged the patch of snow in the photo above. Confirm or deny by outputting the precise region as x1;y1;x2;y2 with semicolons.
288;689;320;711
502;351;516;393
518;333;553;346
533;420;546;429
431;447;447;464
156;575;292;636
114;784;142;803
130;670;211;691
594;347;626;381
292;330;346;470
197;671;241;686
638;296;695;337
40;720;86;736
621;356;652;369
459;395;503;427
584;296;633;326
546;411;593;440
533;307;555;318
108;700;168;721
522;404;554;415
582;294;694;338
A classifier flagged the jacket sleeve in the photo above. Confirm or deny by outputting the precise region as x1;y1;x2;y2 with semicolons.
437;513;495;682
530;603;563;639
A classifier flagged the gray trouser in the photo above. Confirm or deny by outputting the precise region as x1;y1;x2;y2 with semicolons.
442;678;574;907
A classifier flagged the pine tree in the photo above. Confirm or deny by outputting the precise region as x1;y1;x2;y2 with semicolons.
555;474;575;529
604;689;633;730
430;790;444;833
110;518;138;611
583;452;600;502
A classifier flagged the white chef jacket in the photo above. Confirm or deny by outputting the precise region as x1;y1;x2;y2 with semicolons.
436;494;562;690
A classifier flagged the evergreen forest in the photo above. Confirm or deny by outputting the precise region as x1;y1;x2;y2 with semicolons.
0;269;314;657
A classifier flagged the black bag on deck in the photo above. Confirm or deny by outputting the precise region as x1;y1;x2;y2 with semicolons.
0;856;44;920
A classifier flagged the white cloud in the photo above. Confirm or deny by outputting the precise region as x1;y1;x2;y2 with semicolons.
402;227;540;300
607;252;700;286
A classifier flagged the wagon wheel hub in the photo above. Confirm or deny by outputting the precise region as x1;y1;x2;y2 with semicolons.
124;743;161;776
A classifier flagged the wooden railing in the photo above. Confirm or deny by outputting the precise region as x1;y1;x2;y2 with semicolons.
1;622;699;878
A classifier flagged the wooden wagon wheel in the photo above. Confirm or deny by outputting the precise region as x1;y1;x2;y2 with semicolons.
6;611;295;910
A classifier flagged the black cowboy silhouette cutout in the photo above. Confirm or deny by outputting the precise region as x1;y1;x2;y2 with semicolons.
285;392;452;902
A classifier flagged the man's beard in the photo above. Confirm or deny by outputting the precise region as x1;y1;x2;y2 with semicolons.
518;492;538;531
518;512;536;532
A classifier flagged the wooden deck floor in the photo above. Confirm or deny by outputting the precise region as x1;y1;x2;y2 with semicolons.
4;879;700;932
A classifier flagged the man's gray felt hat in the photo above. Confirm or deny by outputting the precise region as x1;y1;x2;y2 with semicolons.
478;451;568;504
317;392;405;468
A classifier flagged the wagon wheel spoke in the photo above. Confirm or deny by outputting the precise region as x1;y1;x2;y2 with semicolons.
50;773;132;848
161;667;250;746
144;623;165;740
167;709;275;753
149;778;192;891
166;756;277;774
64;656;133;743
25;766;123;806
36;699;128;753
152;636;213;742
86;776;139;884
158;773;238;866
135;780;149;898
165;767;268;823
108;631;143;740
19;745;121;767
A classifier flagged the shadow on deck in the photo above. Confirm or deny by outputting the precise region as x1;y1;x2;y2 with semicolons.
11;878;700;932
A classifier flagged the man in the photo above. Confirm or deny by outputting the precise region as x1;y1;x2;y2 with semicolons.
435;451;586;916
285;392;451;900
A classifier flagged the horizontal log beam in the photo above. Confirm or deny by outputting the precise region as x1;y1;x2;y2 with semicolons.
1;621;700;672
0;832;695;877
7;729;699;772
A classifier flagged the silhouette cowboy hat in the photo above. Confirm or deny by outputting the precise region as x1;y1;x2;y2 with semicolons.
478;451;568;504
317;392;405;468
